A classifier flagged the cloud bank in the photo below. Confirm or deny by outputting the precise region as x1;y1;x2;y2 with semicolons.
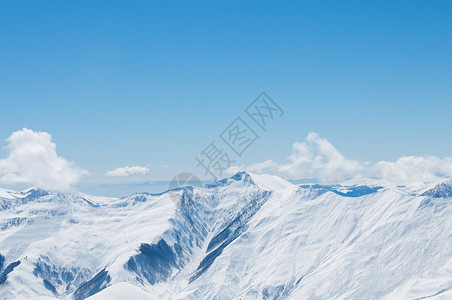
105;166;149;177
0;128;86;191
229;132;452;185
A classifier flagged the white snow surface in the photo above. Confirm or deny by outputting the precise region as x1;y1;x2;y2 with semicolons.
85;282;154;300
0;172;452;299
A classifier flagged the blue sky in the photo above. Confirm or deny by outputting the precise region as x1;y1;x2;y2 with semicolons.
0;1;451;194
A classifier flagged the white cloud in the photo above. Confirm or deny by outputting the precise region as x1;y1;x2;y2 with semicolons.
276;133;365;181
230;132;452;185
105;166;149;177
375;156;452;184
0;128;86;191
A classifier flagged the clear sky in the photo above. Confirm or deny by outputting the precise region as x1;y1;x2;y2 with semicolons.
0;1;451;194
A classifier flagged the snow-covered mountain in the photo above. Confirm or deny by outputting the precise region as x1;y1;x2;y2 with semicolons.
1;172;452;299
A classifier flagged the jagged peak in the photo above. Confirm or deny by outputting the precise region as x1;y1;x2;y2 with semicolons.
420;179;452;198
20;187;51;198
205;171;254;189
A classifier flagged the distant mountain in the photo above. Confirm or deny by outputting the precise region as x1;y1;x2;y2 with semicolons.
0;172;452;299
420;180;452;198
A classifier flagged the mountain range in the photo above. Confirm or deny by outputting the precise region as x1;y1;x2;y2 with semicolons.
0;172;451;299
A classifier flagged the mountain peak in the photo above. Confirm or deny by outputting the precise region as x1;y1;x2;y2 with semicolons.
20;187;51;199
206;171;254;188
421;179;452;198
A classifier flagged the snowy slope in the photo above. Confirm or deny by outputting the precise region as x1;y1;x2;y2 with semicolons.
85;282;154;300
1;172;452;299
11;283;155;300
